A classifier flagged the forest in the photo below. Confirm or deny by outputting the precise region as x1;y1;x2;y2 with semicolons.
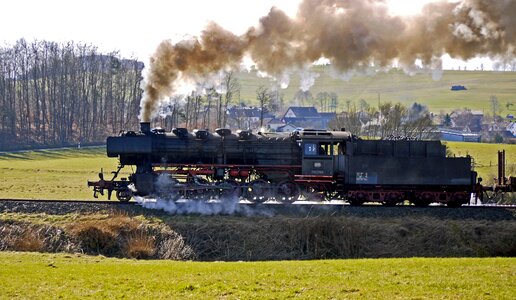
0;39;143;150
0;40;250;150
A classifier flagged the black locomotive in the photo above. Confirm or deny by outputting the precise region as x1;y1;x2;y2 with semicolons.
89;122;477;206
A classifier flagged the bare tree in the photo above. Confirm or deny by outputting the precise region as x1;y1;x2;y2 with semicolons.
256;86;271;129
219;71;240;128
316;91;330;112
490;95;501;122
329;108;362;135
0;39;143;150
294;90;312;106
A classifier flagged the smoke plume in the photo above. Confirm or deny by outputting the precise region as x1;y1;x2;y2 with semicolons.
140;0;516;121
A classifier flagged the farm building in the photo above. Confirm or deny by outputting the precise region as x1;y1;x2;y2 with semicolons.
451;85;467;91
439;128;481;142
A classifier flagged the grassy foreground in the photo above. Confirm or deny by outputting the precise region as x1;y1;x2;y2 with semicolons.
0;143;514;200
0;147;126;200
0;252;514;299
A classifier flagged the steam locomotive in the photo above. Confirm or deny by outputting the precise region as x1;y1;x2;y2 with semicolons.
89;122;478;207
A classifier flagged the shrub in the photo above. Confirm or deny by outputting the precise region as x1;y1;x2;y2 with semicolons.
12;227;45;252
72;223;117;255
124;232;156;259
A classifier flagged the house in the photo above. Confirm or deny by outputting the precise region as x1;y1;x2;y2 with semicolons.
267;118;286;131
276;124;298;133
227;105;274;130
449;110;483;132
281;106;325;129
507;122;516;137
319;112;337;128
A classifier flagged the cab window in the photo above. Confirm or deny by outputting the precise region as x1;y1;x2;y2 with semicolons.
305;142;333;156
304;143;317;156
319;143;331;156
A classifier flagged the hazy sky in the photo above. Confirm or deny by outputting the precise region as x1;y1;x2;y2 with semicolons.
1;0;493;69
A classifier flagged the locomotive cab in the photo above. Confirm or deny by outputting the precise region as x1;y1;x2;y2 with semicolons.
298;130;350;177
301;141;334;176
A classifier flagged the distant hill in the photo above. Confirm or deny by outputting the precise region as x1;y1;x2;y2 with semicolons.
235;67;516;115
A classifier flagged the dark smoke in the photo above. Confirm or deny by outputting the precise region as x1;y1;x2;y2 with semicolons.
140;0;516;121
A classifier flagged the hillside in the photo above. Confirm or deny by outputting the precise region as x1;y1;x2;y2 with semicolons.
236;67;516;115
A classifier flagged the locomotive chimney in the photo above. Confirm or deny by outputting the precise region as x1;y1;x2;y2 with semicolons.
140;122;151;134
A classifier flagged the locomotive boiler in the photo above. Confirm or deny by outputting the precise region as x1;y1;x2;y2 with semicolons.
89;122;477;207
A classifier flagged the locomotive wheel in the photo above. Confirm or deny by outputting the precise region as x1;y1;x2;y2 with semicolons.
348;191;367;206
276;181;300;203
156;178;181;201
412;192;433;207
116;189;132;202
189;177;215;200
247;179;272;203
187;186;213;200
447;192;468;207
382;193;402;206
349;199;364;206
217;180;241;199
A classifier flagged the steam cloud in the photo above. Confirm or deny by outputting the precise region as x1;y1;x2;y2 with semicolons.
140;0;516;121
135;174;275;216
135;196;259;216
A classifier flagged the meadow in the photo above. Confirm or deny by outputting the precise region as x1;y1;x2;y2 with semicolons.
0;147;123;200
0;143;514;200
237;68;516;115
0;252;513;299
447;141;516;182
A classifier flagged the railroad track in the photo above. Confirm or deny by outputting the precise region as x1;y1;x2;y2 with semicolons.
0;198;515;208
1;197;515;222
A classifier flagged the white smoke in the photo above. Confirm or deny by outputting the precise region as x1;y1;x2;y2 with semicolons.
255;69;293;90
135;174;274;216
136;196;278;217
299;69;320;92
430;58;443;81
277;71;292;89
328;66;356;82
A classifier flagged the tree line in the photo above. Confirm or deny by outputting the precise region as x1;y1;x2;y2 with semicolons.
329;101;435;139
0;39;143;150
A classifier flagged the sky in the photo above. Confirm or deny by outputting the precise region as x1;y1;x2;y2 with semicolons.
1;0;494;70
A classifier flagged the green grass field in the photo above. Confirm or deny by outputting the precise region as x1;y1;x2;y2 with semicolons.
0;143;514;200
447;141;516;183
0;252;513;299
237;68;516;115
0;147;124;200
